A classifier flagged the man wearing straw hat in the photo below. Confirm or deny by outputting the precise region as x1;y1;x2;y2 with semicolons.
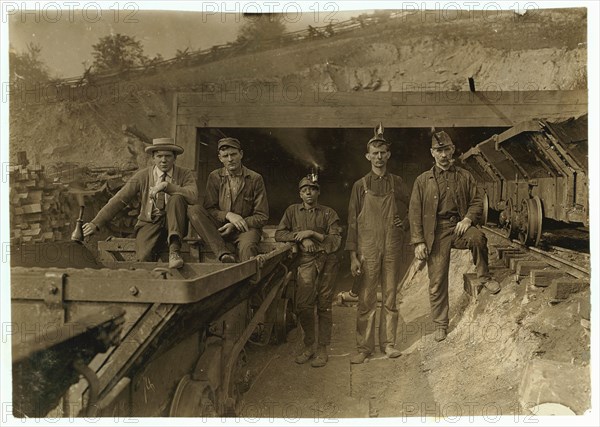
346;124;410;364
83;137;197;269
409;130;500;343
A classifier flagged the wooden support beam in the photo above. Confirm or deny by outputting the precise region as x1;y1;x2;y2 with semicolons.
175;90;587;128
174;125;197;171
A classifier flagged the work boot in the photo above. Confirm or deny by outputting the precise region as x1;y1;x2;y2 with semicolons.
434;327;447;342
169;251;184;269
219;253;236;263
483;279;501;294
295;346;314;364
311;346;328;368
384;345;402;359
350;352;370;364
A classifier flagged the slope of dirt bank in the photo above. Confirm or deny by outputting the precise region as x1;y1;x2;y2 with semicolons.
9;8;587;169
242;232;590;419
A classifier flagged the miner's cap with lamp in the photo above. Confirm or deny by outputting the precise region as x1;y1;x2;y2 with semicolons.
217;137;242;151
431;131;454;149
145;138;184;155
367;122;388;148
299;176;320;190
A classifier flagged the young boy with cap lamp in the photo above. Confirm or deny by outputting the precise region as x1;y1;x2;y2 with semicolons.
275;176;342;367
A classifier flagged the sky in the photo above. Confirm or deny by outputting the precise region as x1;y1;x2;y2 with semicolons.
9;8;365;77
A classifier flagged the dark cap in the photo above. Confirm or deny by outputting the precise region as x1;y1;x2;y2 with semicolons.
431;131;454;149
298;177;320;190
367;122;388;148
217;137;242;151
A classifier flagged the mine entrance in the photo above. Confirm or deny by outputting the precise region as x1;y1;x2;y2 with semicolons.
193;127;508;224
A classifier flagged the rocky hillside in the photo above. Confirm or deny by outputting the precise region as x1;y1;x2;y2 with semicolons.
10;8;587;169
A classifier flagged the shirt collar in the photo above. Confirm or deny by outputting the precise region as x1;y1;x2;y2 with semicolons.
154;166;173;180
368;170;389;180
434;164;456;174
300;203;321;211
220;165;247;178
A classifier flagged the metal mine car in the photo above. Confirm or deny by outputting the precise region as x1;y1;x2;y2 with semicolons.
459;115;588;246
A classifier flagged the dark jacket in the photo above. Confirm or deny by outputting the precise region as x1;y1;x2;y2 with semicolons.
408;165;482;251
92;165;197;229
203;166;269;229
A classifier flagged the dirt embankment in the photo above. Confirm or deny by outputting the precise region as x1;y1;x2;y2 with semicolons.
9;8;587;169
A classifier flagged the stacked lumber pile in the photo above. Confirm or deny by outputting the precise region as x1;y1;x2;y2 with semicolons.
9;163;76;243
9;153;140;244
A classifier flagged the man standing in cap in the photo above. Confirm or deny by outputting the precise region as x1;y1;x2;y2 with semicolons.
275;176;342;367
346;125;410;364
409;131;500;342
192;137;268;262
83;137;197;269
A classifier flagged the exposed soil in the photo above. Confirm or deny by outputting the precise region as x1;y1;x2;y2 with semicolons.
242;231;590;419
9;8;587;170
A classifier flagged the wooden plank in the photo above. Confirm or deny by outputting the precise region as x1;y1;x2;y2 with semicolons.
177;90;394;107
175;90;587;128
176;105;587;128
174;125;197;171
176;90;587;108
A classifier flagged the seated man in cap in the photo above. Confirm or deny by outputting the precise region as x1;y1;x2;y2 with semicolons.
408;130;500;343
275;177;342;367
83;137;197;269
188;137;268;262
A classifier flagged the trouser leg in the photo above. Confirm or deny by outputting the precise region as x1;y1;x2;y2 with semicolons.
135;220;166;262
356;255;381;354
165;195;188;247
453;226;491;282
187;204;231;259
427;225;453;328
235;228;262;261
316;254;339;346
379;250;401;349
296;260;318;347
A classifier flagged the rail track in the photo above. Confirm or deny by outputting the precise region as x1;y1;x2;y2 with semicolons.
480;225;590;303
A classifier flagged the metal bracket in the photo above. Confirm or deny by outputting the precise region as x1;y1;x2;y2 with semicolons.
44;272;67;309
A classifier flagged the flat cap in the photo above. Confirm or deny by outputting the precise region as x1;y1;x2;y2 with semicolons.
299;177;320;190
217;137;242;151
431;131;454;149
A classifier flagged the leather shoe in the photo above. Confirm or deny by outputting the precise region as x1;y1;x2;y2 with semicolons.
295;347;314;364
169;251;184;269
350;352;370;364
434;327;447;342
311;346;328;368
384;345;402;358
219;253;236;263
483;279;501;294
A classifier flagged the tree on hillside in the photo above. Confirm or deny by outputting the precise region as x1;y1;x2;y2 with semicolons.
9;43;51;83
91;34;149;73
238;14;287;47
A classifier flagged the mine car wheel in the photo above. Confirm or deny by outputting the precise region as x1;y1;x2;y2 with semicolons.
482;192;489;226
169;374;217;417
520;196;543;247
272;298;296;344
499;199;514;238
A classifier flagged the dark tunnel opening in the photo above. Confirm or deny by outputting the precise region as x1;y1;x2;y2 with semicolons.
196;127;509;225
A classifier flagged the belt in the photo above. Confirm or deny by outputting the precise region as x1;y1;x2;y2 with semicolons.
437;214;459;224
